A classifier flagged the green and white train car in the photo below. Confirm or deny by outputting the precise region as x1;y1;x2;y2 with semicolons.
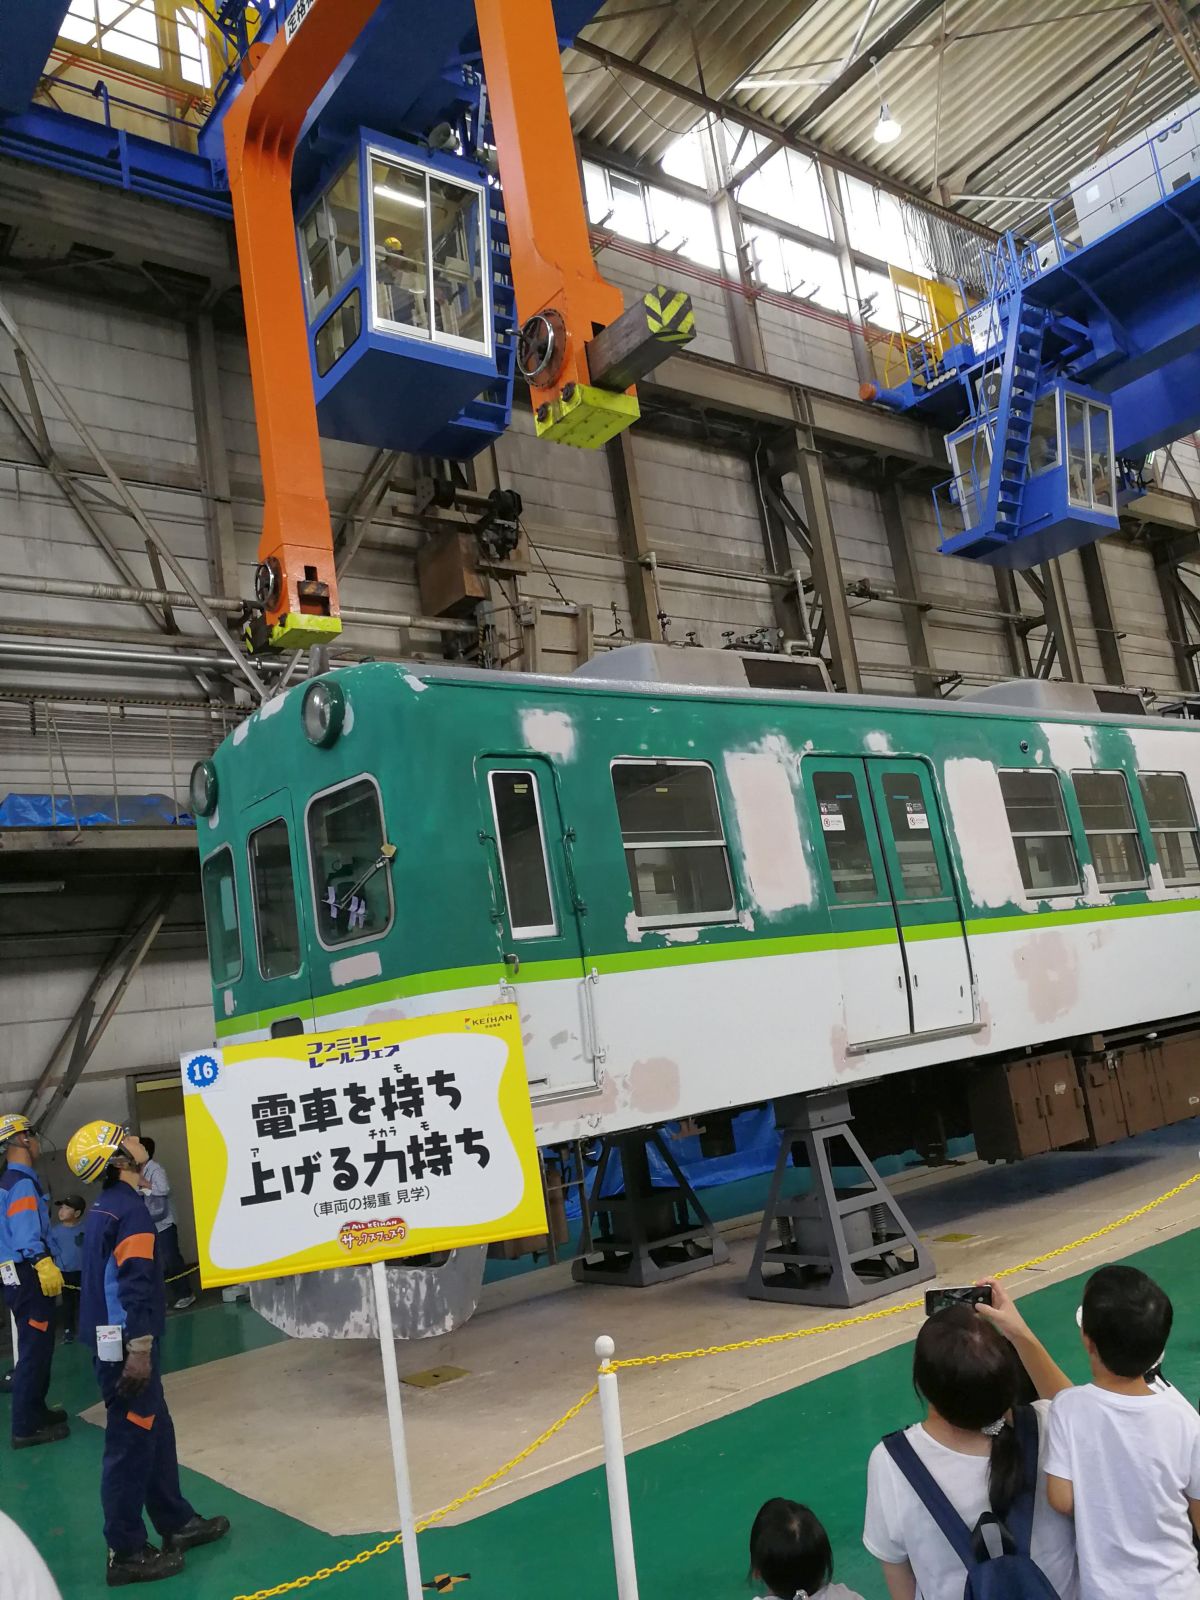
191;645;1200;1331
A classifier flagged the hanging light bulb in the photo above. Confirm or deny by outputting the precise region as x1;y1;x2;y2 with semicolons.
871;56;902;145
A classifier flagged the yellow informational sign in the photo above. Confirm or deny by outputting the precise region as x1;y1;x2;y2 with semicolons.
179;1006;546;1289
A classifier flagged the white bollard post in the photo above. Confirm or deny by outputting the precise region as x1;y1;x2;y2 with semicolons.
373;1260;424;1600
596;1335;640;1600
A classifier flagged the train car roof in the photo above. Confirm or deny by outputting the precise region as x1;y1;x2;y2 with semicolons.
382;659;1193;733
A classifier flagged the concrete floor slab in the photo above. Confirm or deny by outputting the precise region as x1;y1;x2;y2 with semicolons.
88;1126;1200;1539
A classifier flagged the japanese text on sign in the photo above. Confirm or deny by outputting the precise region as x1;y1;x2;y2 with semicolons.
180;1008;545;1289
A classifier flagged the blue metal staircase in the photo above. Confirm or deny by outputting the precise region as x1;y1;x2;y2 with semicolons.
991;301;1047;539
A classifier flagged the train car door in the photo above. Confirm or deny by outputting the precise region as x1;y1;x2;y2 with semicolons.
243;792;317;1037
863;760;975;1035
477;758;598;1098
803;759;911;1046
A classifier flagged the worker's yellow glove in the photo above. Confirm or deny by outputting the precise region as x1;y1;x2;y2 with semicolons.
34;1257;64;1298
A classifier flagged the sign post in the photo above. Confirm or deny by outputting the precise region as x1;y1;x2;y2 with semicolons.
373;1259;424;1600
180;1004;546;1591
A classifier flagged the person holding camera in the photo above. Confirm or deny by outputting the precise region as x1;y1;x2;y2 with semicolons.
863;1281;1078;1599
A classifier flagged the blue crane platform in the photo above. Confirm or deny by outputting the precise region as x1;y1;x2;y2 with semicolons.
869;94;1200;568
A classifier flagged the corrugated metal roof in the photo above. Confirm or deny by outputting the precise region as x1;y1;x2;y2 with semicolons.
566;0;1198;233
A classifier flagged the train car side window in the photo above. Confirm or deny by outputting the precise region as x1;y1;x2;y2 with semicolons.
201;847;242;985
488;771;558;938
612;760;734;925
811;771;881;903
248;819;302;980
1138;772;1200;886
1072;770;1148;890
879;772;946;899
307;777;394;947
998;769;1081;896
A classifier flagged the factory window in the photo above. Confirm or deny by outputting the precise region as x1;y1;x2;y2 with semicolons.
855;266;902;333
582;162;719;268
201;847;242;986
1139;772;1200;886
299;157;362;320
612;760;735;925
249;819;302;981
880;774;946;900
737;144;831;239
61;1;161;69
841;174;937;278
175;8;212;89
1072;770;1148;890
744;224;846;313
370;153;491;356
812;771;882;905
307;778;394;948
998;769;1082;897
488;772;558;940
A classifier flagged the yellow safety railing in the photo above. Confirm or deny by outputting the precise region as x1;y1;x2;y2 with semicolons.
228;1168;1200;1598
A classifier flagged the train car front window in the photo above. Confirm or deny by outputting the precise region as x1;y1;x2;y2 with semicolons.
998;769;1081;896
612;760;734;925
488;771;558;939
249;819;302;980
1072;770;1148;890
1139;772;1200;886
201;847;242;985
308;778;394;947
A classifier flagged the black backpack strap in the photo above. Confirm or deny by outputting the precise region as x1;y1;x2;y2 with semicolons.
1003;1405;1041;1556
883;1430;976;1569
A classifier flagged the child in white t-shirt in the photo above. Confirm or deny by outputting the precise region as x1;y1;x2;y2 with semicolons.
1045;1264;1200;1600
749;1498;864;1600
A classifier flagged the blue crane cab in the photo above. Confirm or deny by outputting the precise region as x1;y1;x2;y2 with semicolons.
296;132;514;460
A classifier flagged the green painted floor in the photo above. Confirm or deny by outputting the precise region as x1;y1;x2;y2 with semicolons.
7;1229;1199;1600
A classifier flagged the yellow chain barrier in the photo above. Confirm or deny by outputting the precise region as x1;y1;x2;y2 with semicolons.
223;1167;1199;1597
230;1384;599;1600
606;1170;1200;1371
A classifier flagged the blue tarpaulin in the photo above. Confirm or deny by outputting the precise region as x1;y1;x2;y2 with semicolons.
0;793;194;828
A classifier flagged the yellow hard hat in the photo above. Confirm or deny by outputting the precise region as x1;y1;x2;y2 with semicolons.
0;1112;31;1150
67;1120;130;1184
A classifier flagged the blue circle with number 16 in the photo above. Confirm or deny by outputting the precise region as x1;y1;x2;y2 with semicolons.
186;1054;220;1089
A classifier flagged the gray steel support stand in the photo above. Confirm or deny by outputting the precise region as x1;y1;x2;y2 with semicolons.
573;1129;729;1290
747;1092;935;1309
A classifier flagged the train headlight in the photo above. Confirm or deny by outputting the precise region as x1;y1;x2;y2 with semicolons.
189;759;218;818
302;679;345;748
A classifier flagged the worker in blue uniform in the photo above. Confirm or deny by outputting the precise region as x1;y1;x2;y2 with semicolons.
0;1112;68;1450
68;1120;230;1588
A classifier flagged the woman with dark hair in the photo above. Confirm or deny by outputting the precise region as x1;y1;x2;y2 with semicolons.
863;1281;1079;1600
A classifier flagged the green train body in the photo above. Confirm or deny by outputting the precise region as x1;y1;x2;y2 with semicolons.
198;650;1200;1155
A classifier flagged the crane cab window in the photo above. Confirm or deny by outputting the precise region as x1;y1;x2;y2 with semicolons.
1072;770;1148;890
812;771;881;904
998;769;1082;896
488;771;558;939
249;819;302;980
201;847;242;985
612;760;734;925
1138;772;1200;886
307;778;393;947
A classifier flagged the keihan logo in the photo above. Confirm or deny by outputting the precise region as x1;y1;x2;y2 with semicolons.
186;1054;220;1089
338;1216;408;1252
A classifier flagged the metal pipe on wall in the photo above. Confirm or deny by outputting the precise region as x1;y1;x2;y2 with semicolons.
3;573;476;637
